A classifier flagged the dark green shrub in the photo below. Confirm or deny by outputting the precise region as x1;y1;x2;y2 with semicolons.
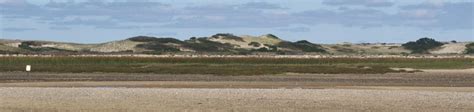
295;40;312;44
128;36;183;44
211;33;244;42
183;38;234;52
18;42;33;50
402;37;444;54
254;47;270;52
277;40;326;52
19;41;71;52
465;43;474;54
265;34;280;39
248;42;261;47
128;36;160;42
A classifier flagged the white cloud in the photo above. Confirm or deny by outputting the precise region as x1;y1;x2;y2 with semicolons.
2;27;36;32
322;0;394;7
0;0;472;30
399;1;473;29
278;27;311;32
426;0;445;7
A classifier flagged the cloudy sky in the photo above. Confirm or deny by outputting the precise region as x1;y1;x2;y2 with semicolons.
0;0;472;43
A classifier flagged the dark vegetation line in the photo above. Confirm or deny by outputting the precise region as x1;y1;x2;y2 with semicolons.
402;37;444;54
466;43;474;54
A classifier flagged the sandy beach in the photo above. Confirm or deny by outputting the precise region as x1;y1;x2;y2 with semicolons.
1;87;473;112
1;69;473;112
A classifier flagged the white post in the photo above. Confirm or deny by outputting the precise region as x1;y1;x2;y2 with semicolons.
26;65;31;75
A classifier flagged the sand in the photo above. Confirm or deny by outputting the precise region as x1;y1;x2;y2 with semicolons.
1;87;473;112
1;69;473;112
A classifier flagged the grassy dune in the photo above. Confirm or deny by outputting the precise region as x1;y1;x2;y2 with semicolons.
0;57;472;75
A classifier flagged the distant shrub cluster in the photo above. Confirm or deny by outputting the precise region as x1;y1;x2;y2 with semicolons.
130;36;184;52
211;33;245;42
130;35;237;53
402;37;444;54
265;34;280;39
128;36;160;42
184;38;234;52
128;36;183;44
130;35;325;53
248;42;261;47
18;42;34;50
465;43;474;54
19;41;71;52
277;40;326;52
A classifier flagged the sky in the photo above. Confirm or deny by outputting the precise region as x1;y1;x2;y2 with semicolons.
0;0;473;43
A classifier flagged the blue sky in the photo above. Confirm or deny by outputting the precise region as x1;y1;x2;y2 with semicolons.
0;0;473;43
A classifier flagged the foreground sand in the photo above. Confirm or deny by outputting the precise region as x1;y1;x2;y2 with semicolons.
1;70;473;111
1;87;473;112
